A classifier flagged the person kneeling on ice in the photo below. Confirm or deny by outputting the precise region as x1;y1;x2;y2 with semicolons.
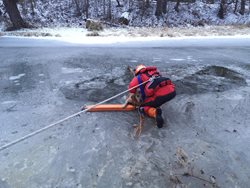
123;64;176;136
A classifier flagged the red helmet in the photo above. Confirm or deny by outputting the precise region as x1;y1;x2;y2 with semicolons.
134;64;146;75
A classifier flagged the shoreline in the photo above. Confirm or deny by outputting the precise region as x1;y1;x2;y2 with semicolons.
1;35;250;48
0;25;250;39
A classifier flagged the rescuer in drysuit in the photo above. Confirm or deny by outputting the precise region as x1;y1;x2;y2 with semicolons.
126;64;176;128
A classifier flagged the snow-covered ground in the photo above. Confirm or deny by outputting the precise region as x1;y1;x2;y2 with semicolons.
1;25;250;41
1;32;250;49
1;0;250;42
0;0;250;31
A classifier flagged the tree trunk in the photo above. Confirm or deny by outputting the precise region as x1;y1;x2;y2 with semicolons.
155;0;163;17
107;0;112;20
103;0;106;18
73;0;81;16
234;0;238;13
249;0;250;13
146;0;150;8
239;0;245;15
30;0;35;15
86;0;89;18
174;0;180;12
217;0;226;19
116;0;122;7
162;0;167;14
3;0;28;30
138;0;146;18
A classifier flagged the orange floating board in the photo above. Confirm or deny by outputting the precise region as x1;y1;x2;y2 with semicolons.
84;104;136;112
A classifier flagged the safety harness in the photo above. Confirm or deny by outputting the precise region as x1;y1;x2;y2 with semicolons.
137;75;146;101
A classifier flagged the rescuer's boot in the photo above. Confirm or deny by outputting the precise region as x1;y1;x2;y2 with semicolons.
146;107;164;128
155;108;164;128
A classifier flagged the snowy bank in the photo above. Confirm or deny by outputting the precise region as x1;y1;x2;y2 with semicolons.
1;34;250;48
0;25;250;39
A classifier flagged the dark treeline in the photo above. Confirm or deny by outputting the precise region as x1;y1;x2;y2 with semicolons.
1;0;250;30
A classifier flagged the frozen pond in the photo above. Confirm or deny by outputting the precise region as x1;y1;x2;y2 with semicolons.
0;38;250;188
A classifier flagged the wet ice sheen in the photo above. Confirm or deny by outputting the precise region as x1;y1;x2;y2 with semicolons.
1;101;17;105
0;44;250;188
170;58;186;61
61;67;83;74
9;73;26;80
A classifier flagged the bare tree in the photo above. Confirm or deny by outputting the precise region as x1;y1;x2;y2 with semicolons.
73;0;82;16
239;0;245;15
234;0;239;13
217;0;226;19
29;0;35;15
3;0;29;30
138;0;147;18
93;0;98;17
249;0;250;13
83;0;89;18
103;0;106;18
116;0;122;7
107;0;112;20
162;0;167;14
155;0;163;17
174;0;181;12
155;0;167;16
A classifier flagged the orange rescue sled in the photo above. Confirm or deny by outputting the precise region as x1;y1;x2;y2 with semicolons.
84;104;136;112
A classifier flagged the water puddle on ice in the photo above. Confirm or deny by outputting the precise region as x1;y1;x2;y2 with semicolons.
9;73;26;81
61;67;83;74
129;60;138;63
170;58;186;61
1;101;17;105
152;58;162;63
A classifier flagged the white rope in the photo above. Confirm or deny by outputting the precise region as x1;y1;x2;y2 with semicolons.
0;79;150;152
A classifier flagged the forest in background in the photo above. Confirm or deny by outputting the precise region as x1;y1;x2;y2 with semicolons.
0;0;250;31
